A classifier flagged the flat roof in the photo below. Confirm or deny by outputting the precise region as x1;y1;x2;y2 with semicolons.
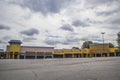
21;46;54;49
9;40;22;44
90;43;109;46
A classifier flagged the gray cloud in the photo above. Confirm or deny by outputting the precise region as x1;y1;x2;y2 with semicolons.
2;36;11;41
96;5;120;17
62;39;78;45
66;38;80;43
45;38;76;45
60;24;74;32
22;37;37;42
12;0;72;15
62;41;73;45
61;34;81;45
72;20;89;27
88;0;112;4
111;18;120;24
80;37;88;41
0;24;10;30
0;40;6;44
85;0;114;6
86;18;103;24
45;38;61;45
20;28;39;36
104;26;120;30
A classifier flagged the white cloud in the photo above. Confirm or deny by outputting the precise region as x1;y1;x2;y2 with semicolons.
0;0;120;50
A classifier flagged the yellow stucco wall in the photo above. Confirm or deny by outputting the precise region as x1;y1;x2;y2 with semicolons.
90;45;109;50
54;47;118;55
109;48;118;53
54;48;89;54
54;52;64;54
9;45;21;53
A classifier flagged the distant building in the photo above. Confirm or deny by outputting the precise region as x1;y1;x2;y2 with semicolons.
20;46;54;59
54;44;119;58
89;43;116;57
6;40;54;59
5;40;120;59
6;40;22;59
54;48;83;58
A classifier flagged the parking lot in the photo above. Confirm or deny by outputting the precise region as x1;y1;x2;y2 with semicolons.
0;57;120;80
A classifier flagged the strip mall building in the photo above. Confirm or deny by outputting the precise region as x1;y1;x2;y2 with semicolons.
6;40;54;59
6;40;120;59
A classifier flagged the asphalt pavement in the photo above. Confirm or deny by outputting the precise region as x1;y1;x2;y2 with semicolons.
0;57;120;80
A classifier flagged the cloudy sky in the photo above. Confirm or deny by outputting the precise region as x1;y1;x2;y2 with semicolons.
0;0;120;50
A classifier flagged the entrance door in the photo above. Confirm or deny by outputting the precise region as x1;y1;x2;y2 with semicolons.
14;54;18;59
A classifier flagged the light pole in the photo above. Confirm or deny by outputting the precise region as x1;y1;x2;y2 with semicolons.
101;32;105;56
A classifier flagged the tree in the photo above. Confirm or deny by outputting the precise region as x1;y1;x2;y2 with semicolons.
82;41;93;49
0;52;5;59
117;32;120;50
72;47;79;49
109;43;114;48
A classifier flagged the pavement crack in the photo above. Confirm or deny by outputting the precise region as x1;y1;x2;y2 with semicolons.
31;70;39;80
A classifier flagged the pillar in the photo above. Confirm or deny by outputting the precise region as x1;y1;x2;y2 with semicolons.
51;54;53;58
86;54;88;58
89;54;92;57
81;54;83;58
24;55;26;59
17;54;20;59
101;53;102;57
90;53;93;57
44;52;45;59
72;54;74;58
107;53;110;57
35;53;37;59
63;54;65;58
44;55;45;59
78;54;80;58
114;52;116;56
12;53;14;59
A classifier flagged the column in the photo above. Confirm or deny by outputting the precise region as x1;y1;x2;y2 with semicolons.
17;54;20;59
63;54;65;58
90;53;92;57
12;53;14;59
86;54;88;58
51;54;53;58
115;52;116;56
72;54;74;58
89;54;91;57
101;53;102;57
91;53;93;57
24;55;26;59
44;52;45;59
107;53;110;57
35;52;37;59
81;54;83;58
